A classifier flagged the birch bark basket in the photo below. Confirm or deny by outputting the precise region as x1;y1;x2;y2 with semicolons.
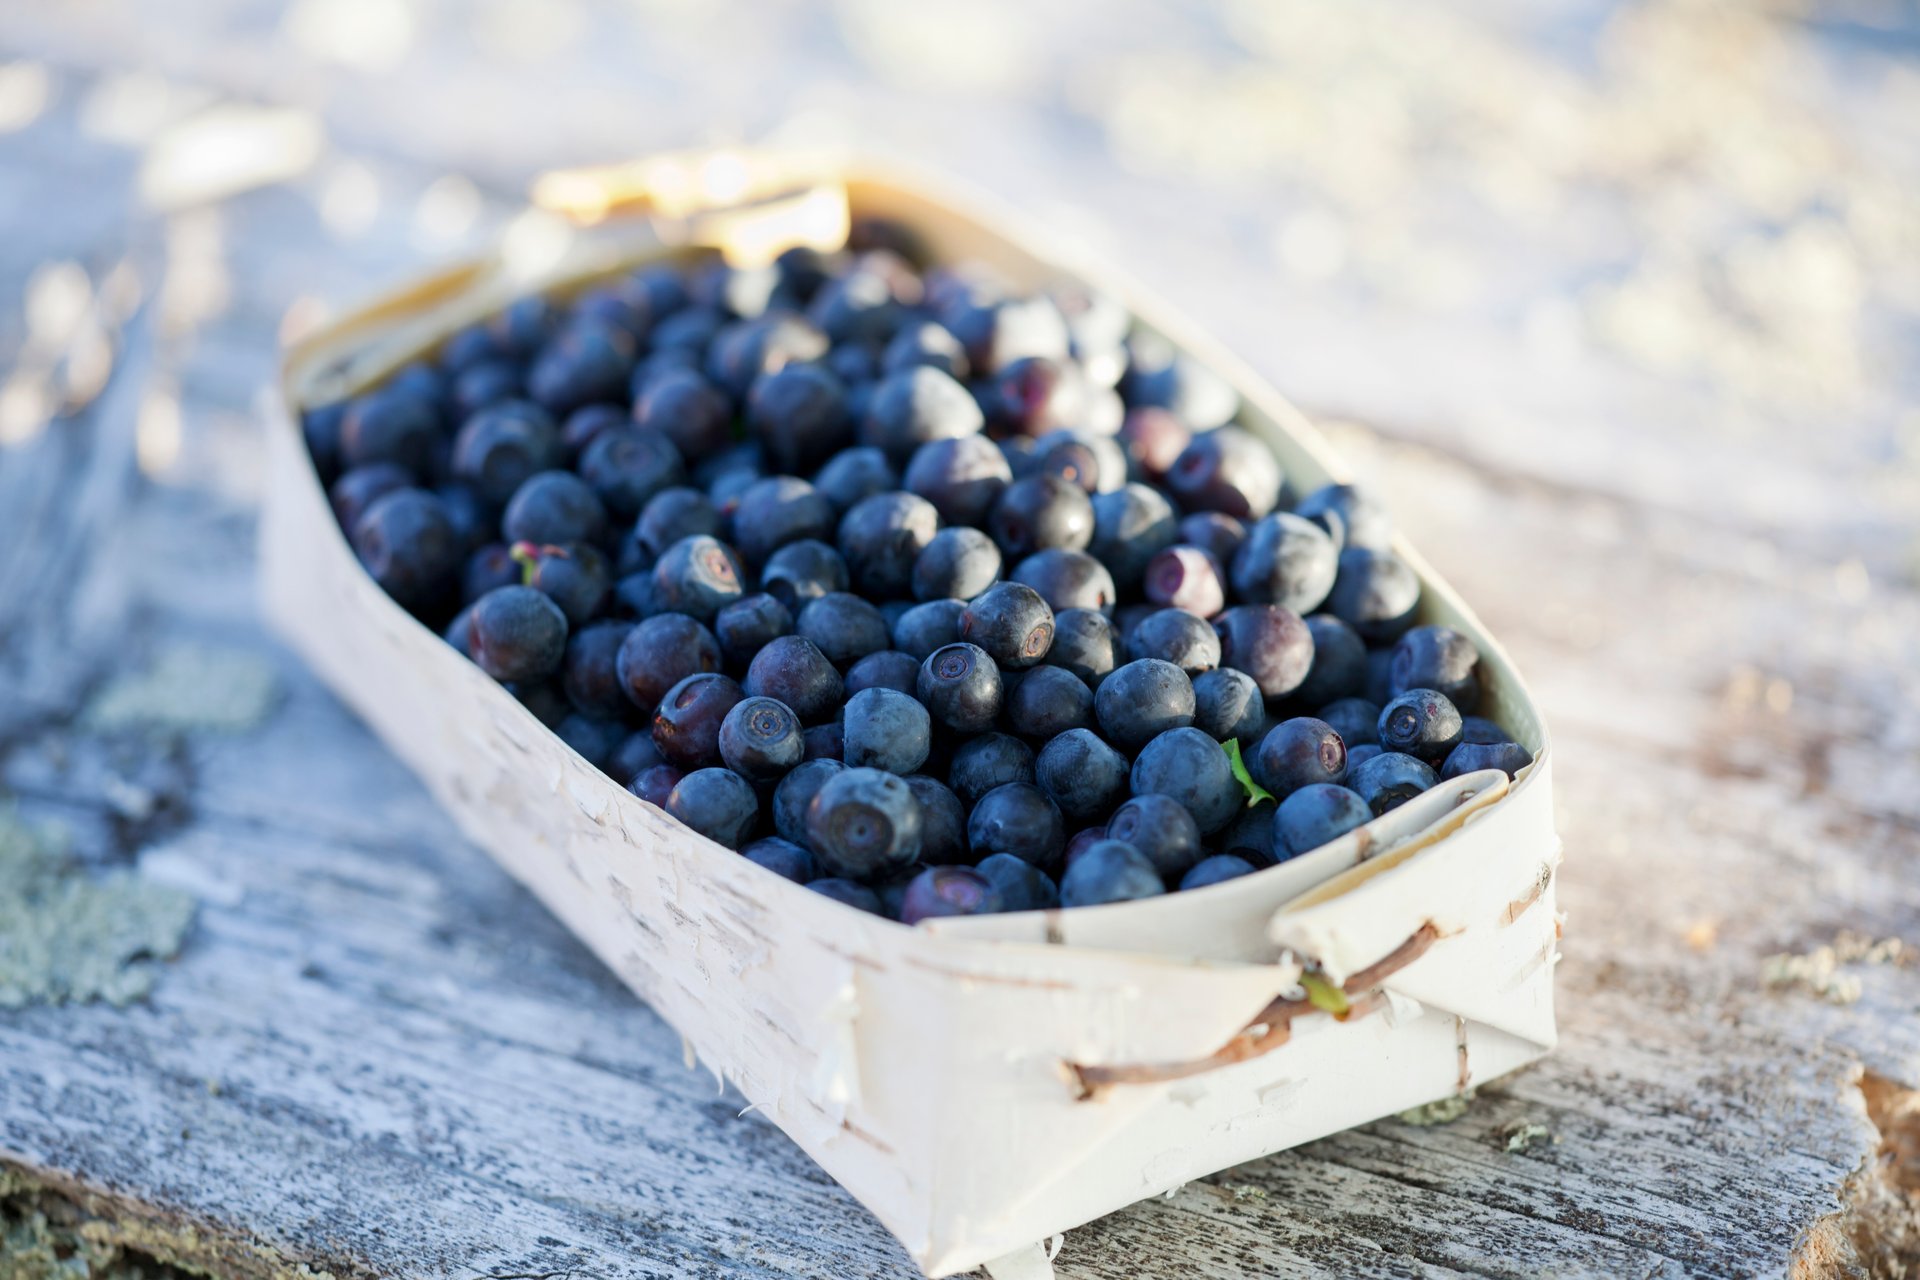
258;150;1561;1279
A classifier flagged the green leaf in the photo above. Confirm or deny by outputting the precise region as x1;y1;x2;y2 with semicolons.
1222;738;1274;807
1301;972;1349;1016
510;542;540;586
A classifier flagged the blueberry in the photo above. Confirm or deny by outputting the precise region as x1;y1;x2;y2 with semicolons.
846;649;922;698
774;758;845;846
1293;614;1369;708
812;447;898;514
1318;697;1381;747
716;695;805;780
1218;802;1279;867
1275;783;1371;856
527;320;635;417
1144;545;1227;617
843;687;932;775
606;729;663;786
975;852;1059;911
503;470;607;546
1094;659;1195;752
861;367;984;466
1116;406;1191;482
571;279;653;341
1295;482;1392;553
1345;742;1384;770
556;713;626;770
561;619;633;719
883;319;969;380
1192;667;1266;744
1327;547;1421;643
1034;430;1126;495
516;541;612;626
1177;512;1246;570
892;598;966;660
1253;717;1348;797
510;679;570;728
648;534;745;623
804;724;842;759
1128;608;1220;676
1010;549;1117;615
1180;854;1258;891
1122;334;1238;430
714;593;793;669
557;404;626;466
747;364;850;475
1459;715;1510;745
1166;427;1280;521
303;399;348;480
634;367;732;463
469;585;568;682
1045;608;1122;687
1441;740;1531;781
708;313;829;398
1230;513;1338;615
1006;665;1095;741
958;581;1055;671
1389;625;1480;713
1348;751;1440;815
806;878;884;915
352;489;459;611
648;305;727;358
986;356;1086;436
488;296;560;357
1063;825;1109;867
988;474;1095;561
444;605;475;655
451;401;560;505
1089;483;1179;592
904;775;968;864
435;484;492;558
760;539;851;610
1377;688;1464;765
903;435;1012;528
578;426;685;522
634;487;722;561
807;767;923;878
744;635;844;724
1104;793;1202;879
741;836;815;885
651;672;746;770
665;767;759;849
913;526;1002;603
442;324;506;372
914;642;1002;733
949;732;1035;806
628;763;684;808
838;491;939;598
1212;604;1314;700
340;385;441;475
949;295;1070;374
330;463;413;531
1059;841;1165;908
796;592;890;667
967;782;1066;871
616;613;722;714
1131;727;1242;834
899;866;1004;924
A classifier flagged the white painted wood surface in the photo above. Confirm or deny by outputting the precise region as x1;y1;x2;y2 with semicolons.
1;3;1916;1275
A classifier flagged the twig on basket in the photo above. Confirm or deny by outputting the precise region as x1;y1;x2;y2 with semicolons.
1065;922;1441;1100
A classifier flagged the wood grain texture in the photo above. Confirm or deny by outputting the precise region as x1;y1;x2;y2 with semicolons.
2;3;1917;1276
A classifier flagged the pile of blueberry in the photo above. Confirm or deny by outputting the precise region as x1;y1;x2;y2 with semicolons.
303;219;1532;924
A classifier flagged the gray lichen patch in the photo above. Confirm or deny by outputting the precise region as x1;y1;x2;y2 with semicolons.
83;645;280;735
0;808;195;1008
1763;931;1908;1006
1395;1091;1475;1127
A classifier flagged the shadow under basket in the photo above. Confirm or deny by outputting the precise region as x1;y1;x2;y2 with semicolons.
260;149;1560;1279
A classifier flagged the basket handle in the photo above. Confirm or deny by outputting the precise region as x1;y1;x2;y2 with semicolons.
1065;922;1440;1100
